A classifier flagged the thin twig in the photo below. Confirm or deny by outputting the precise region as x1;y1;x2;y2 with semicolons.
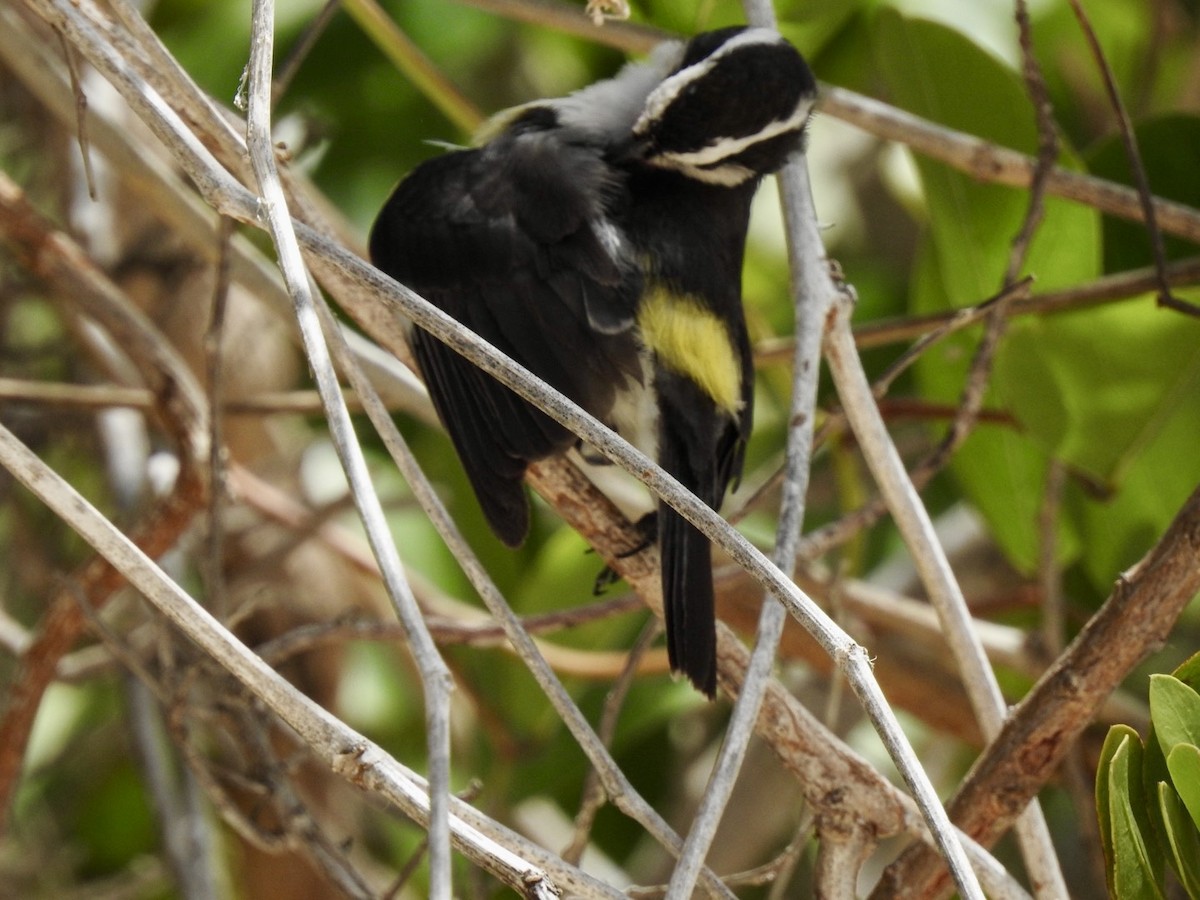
1037;460;1067;659
870;277;1033;398
664;0;833;883
562;619;660;866
1066;0;1198;316
986;7;1069;893
1006;0;1059;288
340;0;482;134
126;675;221;900
835;255;1200;353
271;0;340;105
57;27;97;199
824;300;989;900
204;216;233;620
242;2;454;894
448;0;663;52
821;84;1200;245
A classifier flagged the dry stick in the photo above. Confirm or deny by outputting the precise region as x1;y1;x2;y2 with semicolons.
562;620;660;866
822;302;997;900
57;28;98;200
0;169;209;833
956;4;1070;894
341;0;482;134
1037;461;1068;661
242;2;453;895
869;277;1033;399
1067;0;1197;317
125;675;222;900
0;377;155;409
666;79;833;900
0;424;603;900
449;0;663;52
843;255;1200;354
203;217;233;621
873;483;1200;899
1007;0;1059;288
822;84;1200;245
1035;460;1106;896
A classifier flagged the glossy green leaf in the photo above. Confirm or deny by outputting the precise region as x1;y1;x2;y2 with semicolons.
1159;781;1200;896
1150;675;1200;755
1107;732;1166;898
1167;744;1200;835
1100;725;1144;878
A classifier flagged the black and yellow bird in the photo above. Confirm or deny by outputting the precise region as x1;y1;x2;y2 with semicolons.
370;27;816;696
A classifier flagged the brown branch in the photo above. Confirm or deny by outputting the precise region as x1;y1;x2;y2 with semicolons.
1005;0;1059;287
822;85;1200;245
872;483;1200;899
836;255;1200;354
526;456;912;843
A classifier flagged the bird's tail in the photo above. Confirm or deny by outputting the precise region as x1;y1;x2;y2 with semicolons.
655;373;726;697
659;501;717;697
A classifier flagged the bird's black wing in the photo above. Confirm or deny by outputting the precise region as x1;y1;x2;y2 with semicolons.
369;120;642;546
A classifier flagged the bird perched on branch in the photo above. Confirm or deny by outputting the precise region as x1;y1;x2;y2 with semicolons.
370;26;817;696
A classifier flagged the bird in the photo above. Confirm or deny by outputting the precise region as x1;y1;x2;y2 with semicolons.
369;26;817;696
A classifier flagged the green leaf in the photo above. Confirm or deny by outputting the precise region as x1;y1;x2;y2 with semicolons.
871;11;1100;573
1158;782;1200;896
999;305;1200;483
1167;744;1200;834
1100;725;1144;878
1106;733;1166;898
1150;675;1200;755
1173;653;1200;693
873;11;1100;299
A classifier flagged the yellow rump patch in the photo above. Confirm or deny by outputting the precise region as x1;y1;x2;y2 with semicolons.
637;287;742;414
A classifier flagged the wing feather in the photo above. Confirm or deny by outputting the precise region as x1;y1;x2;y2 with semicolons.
370;119;642;545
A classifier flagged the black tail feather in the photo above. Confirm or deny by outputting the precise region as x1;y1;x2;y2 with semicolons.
653;368;746;698
660;502;717;697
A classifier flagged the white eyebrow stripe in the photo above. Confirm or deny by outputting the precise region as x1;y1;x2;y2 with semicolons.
648;98;813;167
633;28;789;136
651;160;756;186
